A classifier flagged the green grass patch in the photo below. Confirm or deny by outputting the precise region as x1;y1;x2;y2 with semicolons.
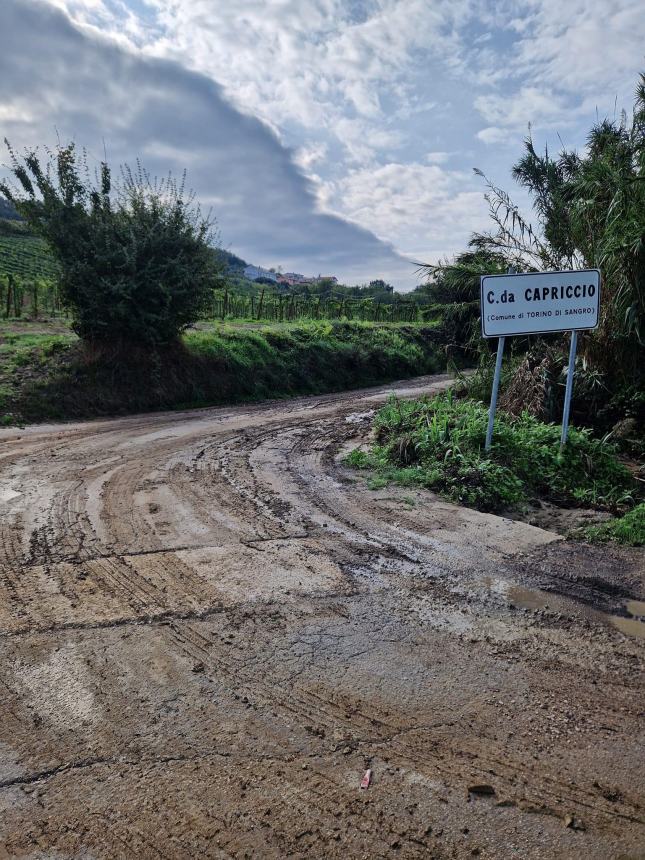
0;321;445;424
581;503;645;547
346;392;637;513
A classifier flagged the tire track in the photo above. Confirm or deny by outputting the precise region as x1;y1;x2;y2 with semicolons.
0;374;643;859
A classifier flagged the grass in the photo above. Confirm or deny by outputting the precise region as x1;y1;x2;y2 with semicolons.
582;503;645;547
0;320;445;424
0;330;76;418
346;391;637;514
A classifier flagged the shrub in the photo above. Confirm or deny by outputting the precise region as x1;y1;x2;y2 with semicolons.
348;392;636;512
0;141;221;345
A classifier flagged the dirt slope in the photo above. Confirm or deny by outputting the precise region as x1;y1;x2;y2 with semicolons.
0;374;643;859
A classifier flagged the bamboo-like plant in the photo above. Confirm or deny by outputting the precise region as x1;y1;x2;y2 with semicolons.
418;74;644;390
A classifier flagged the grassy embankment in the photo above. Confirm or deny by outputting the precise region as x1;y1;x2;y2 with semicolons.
0;320;445;425
346;392;644;545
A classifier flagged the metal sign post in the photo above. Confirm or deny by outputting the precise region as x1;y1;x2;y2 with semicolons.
485;335;505;451
484;267;515;451
479;268;600;450
560;329;578;450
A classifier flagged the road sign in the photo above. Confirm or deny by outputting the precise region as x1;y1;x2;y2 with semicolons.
480;269;600;338
480;268;601;451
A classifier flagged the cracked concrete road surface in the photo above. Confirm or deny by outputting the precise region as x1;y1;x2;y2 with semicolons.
0;374;644;859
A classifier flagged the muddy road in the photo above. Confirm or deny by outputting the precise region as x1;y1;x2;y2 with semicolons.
0;375;643;859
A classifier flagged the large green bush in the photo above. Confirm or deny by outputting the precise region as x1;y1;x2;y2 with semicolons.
0;142;220;345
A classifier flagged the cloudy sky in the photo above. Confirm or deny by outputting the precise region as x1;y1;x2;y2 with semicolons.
1;1;643;288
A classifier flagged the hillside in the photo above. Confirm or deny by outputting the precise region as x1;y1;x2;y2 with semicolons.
0;197;20;220
0;229;60;280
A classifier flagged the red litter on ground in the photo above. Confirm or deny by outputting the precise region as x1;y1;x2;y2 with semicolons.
360;769;372;789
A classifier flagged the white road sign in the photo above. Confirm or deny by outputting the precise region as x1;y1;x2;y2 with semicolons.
480;269;600;338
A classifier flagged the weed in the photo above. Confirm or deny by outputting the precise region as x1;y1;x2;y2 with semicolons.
347;392;637;513
582;503;645;547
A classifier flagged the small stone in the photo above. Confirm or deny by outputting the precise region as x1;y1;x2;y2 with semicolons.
468;784;496;796
192;662;205;673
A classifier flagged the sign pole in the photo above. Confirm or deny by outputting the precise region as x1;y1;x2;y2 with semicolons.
485;335;505;451
485;266;515;452
480;267;599;451
560;329;578;451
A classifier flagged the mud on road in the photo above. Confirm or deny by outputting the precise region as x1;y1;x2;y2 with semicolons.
0;375;643;859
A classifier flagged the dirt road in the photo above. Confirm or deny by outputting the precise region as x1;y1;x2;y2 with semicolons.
0;375;643;859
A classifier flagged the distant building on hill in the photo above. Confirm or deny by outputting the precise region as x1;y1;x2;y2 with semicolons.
244;266;338;287
244;265;279;282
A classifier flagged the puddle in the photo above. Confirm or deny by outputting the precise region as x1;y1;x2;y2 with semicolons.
625;600;645;619
345;410;375;424
478;576;645;641
507;585;552;612
610;600;645;641
610;616;645;641
481;576;565;614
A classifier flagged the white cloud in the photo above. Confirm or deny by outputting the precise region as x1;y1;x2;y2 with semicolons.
426;151;451;164
294;142;329;171
475;86;579;131
43;0;474;163
15;0;645;283
0;99;37;123
471;0;643;133
1;0;416;288
322;161;489;260
476;126;511;145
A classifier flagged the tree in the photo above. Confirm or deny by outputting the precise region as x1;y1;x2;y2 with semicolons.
417;248;508;353
418;74;644;390
0;141;221;346
470;75;645;382
368;279;393;293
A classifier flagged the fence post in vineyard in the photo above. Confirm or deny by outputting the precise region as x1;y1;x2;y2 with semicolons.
5;275;11;319
14;278;22;318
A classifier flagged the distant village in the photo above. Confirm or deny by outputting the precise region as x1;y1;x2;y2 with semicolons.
243;265;338;287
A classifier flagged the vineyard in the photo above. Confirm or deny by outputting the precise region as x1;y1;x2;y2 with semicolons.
0;274;64;318
0;219;429;324
0;234;59;280
208;287;426;323
1;276;431;324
